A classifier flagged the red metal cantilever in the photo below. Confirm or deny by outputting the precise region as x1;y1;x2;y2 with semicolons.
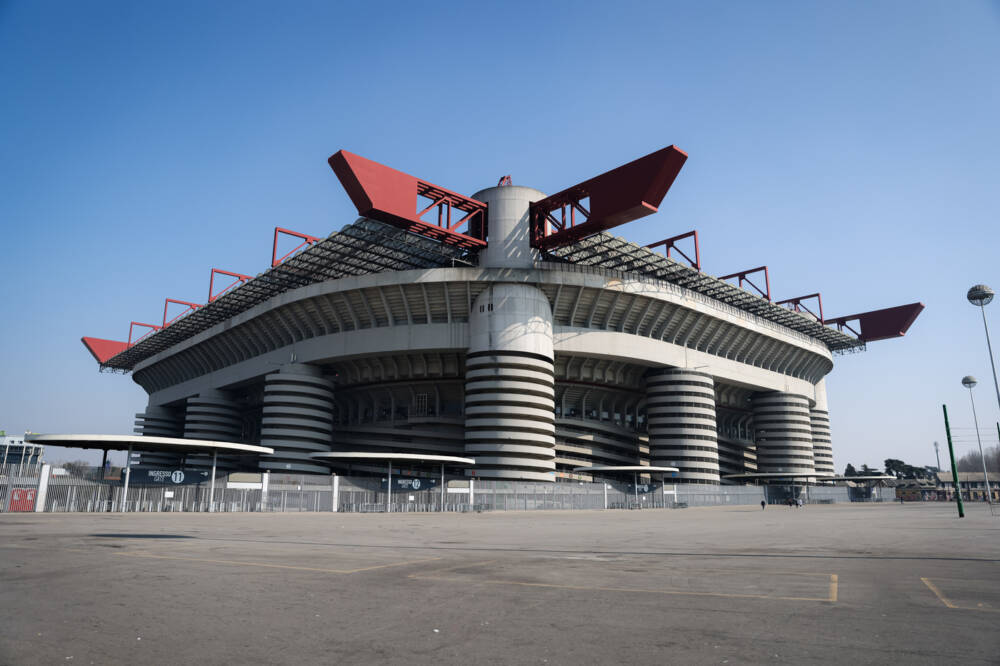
647;230;700;270
209;268;252;302
529;145;688;250
162;299;201;328
825;302;925;343
272;227;320;267
81;337;129;364
776;293;824;324
128;321;160;347
328;150;487;249
719;266;771;301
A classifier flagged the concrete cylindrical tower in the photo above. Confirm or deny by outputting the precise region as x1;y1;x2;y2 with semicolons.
183;389;243;470
645;369;720;483
184;390;243;442
259;365;334;475
810;379;834;477
134;404;183;467
465;284;556;480
464;184;555;480
752;392;815;476
472;185;545;269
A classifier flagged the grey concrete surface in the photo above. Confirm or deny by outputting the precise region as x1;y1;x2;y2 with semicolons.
1;503;998;665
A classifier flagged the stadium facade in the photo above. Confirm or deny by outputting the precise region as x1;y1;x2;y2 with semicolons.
79;146;923;485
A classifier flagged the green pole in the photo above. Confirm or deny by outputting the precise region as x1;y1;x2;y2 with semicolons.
942;404;964;518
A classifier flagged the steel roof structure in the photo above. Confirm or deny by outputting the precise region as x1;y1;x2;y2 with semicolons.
546;233;866;352
97;218;472;372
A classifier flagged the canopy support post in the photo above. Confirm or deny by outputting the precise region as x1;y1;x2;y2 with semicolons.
122;445;132;513
209;450;217;513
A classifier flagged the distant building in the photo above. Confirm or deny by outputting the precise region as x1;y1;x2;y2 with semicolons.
1;432;44;473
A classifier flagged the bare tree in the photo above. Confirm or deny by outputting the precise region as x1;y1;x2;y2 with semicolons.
956;445;1000;473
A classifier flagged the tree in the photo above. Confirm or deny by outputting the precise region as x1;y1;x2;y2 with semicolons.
957;445;1000;473
883;458;930;479
61;460;91;477
884;458;906;478
859;464;878;476
844;463;858;477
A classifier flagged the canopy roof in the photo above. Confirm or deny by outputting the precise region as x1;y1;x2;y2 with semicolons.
96;219;472;372
25;434;273;455
547;233;864;352
311;452;475;466
573;465;680;473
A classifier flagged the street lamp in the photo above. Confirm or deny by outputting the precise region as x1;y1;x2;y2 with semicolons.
967;284;1000;412
961;375;993;506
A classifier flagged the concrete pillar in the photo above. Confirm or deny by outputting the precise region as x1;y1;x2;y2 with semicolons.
752;391;815;476
464;185;555;481
645;369;720;484
810;379;834;478
258;365;334;475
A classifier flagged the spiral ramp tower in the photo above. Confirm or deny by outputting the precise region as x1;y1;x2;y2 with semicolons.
133;404;184;467
645;369;720;483
182;389;243;470
259;365;335;474
751;392;815;476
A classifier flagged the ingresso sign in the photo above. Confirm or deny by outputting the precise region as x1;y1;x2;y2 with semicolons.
127;469;211;486
380;477;438;491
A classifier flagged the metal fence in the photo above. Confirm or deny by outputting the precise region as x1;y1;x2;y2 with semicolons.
2;465;857;514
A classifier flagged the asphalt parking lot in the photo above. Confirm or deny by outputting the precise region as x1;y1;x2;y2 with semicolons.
1;503;998;665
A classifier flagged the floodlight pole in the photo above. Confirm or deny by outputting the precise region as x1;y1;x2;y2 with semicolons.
965;386;993;506
941;405;964;518
975;304;1000;413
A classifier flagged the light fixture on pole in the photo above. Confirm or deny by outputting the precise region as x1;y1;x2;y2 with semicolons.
961;375;994;506
933;441;941;472
967;284;1000;412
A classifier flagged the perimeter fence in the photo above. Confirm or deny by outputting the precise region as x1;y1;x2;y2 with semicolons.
2;465;854;513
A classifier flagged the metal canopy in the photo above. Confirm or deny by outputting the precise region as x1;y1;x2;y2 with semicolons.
97;218;472;372
25;434;274;455
311;452;475;465
549;233;865;352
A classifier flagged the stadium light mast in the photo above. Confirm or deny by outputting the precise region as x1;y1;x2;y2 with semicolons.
933;441;941;471
967;285;1000;413
961;376;993;507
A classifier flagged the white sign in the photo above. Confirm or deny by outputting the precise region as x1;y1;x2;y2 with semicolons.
447;488;470;494
164;491;174;499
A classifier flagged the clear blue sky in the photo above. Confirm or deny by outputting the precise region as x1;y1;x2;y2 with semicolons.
2;1;998;468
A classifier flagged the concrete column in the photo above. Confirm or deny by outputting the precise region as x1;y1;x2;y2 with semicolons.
258;365;334;475
810;379;835;478
752;391;815;476
464;185;556;482
645;369;720;484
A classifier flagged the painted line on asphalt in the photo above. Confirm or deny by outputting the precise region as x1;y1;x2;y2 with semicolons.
113;550;441;574
410;561;837;603
921;577;1000;613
